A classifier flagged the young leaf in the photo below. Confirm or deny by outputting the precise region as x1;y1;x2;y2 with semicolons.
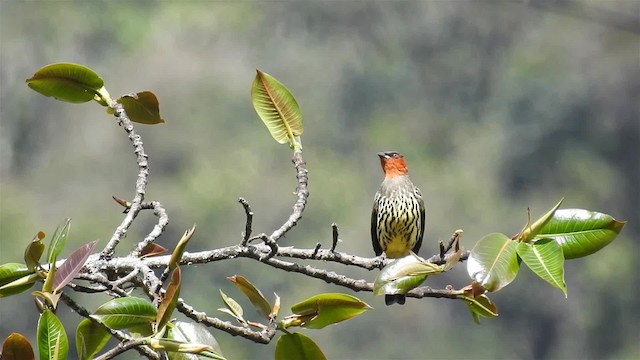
373;253;442;297
147;338;222;359
516;239;567;296
0;263;35;286
288;293;372;329
457;294;499;324
75;319;110;360
219;290;245;322
227;275;272;320
251;69;304;150
54;240;98;292
47;219;72;264
26;63;104;104
535;209;626;259
116;91;165;125
2;332;35;360
37;309;68;360
24;231;46;270
157;267;182;332
93;297;157;332
467;233;520;292
139;243;168;258
0;273;39;298
517;199;563;242
169;225;196;271
166;321;225;360
275;332;326;360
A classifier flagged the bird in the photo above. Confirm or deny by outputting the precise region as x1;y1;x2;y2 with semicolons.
371;151;425;305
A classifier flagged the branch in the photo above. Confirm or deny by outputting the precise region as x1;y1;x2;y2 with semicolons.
269;150;309;242
130;201;169;257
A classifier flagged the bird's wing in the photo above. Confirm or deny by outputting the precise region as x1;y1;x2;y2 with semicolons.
412;190;426;255
371;194;383;256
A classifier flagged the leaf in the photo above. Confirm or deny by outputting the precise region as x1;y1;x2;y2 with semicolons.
32;290;62;309
26;63;104;103
37;309;68;360
54;240;98;292
2;332;35;360
251;69;304;150
47;219;71;264
288;293;372;329
169;225;196;270
93;297;157;333
139;243;168;258
147;338;222;359
374;253;443;296
157;267;182;332
219;290;245;323
227;275;272;320
75;319;110;360
467;233;520;292
275;332;326;360
24;231;46;270
535;209;626;259
166;321;225;360
518;198;564;242
457;294;499;324
0;263;36;287
116;91;165;124
1;276;39;301
516;239;567;296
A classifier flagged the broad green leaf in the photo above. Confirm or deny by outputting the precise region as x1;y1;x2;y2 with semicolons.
0;263;35;286
26;63;104;103
169;225;196;270
518;198;563;242
288;293;372;329
47;219;71;264
535;209;626;259
516;239;567;296
374;253;442;296
24;232;46;270
75;319;110;360
2;332;35;360
457;294;499;324
251;69;304;150
467;233;520;292
166;321;225;360
54;240;98;292
116;91;165;124
219;290;244;322
37;309;68;360
275;332;326;360
227;275;272;320
157;267;182;332
93;297;156;332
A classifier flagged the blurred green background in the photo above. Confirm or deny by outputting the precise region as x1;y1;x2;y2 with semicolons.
1;1;638;359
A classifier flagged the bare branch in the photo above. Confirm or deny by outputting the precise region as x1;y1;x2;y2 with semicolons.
331;223;339;252
131;201;169;257
238;197;254;245
269;150;309;242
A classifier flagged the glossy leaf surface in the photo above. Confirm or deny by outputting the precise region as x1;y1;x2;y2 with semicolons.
535;209;625;259
467;233;519;292
516;239;566;296
157;267;181;331
37;310;68;360
54;240;98;292
289;293;372;329
166;321;225;360
26;63;103;103
228;275;271;320
2;332;35;360
374;254;442;296
47;219;71;264
93;297;157;332
117;91;165;124
24;232;46;270
275;332;326;360
75;319;110;360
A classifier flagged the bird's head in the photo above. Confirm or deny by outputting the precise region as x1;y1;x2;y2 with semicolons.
378;151;409;178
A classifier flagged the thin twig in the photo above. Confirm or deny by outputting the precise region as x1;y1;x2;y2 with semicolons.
331;223;339;252
239;197;254;245
131;201;170;257
269;150;309;242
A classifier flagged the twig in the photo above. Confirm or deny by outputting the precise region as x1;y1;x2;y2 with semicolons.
269;150;309;242
101;103;149;259
239;197;254;245
331;223;339;252
312;243;322;257
130;201;169;257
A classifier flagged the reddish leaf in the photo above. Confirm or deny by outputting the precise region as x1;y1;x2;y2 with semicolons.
2;332;35;360
54;240;98;292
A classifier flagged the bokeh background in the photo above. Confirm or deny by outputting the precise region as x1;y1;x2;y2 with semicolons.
1;1;638;359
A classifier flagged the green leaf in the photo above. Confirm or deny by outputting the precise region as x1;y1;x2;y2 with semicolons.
54;240;98;292
373;253;442;296
218;290;245;323
169;225;196;271
47;219;71;264
2;332;35;360
0;273;39;298
457;294;499;324
147;338;222;359
75;319;110;360
288;293;372;329
275;332;326;360
166;321;225;360
518;198;563;242
251;69;304;150
516;239;567;296
24;231;46;270
467;233;520;292
37;309;68;360
157;267;182;332
93;297;157;333
26;63;104;103
0;263;35;286
227;275;272;320
535;209;626;259
116;91;165;124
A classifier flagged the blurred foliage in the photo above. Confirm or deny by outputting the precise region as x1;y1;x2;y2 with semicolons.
0;1;638;359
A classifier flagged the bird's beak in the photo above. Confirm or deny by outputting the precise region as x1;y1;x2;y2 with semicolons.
377;152;390;159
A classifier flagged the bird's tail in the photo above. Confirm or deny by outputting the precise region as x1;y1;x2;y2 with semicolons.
385;294;406;305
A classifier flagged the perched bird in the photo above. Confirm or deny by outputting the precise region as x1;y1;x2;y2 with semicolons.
371;151;425;305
